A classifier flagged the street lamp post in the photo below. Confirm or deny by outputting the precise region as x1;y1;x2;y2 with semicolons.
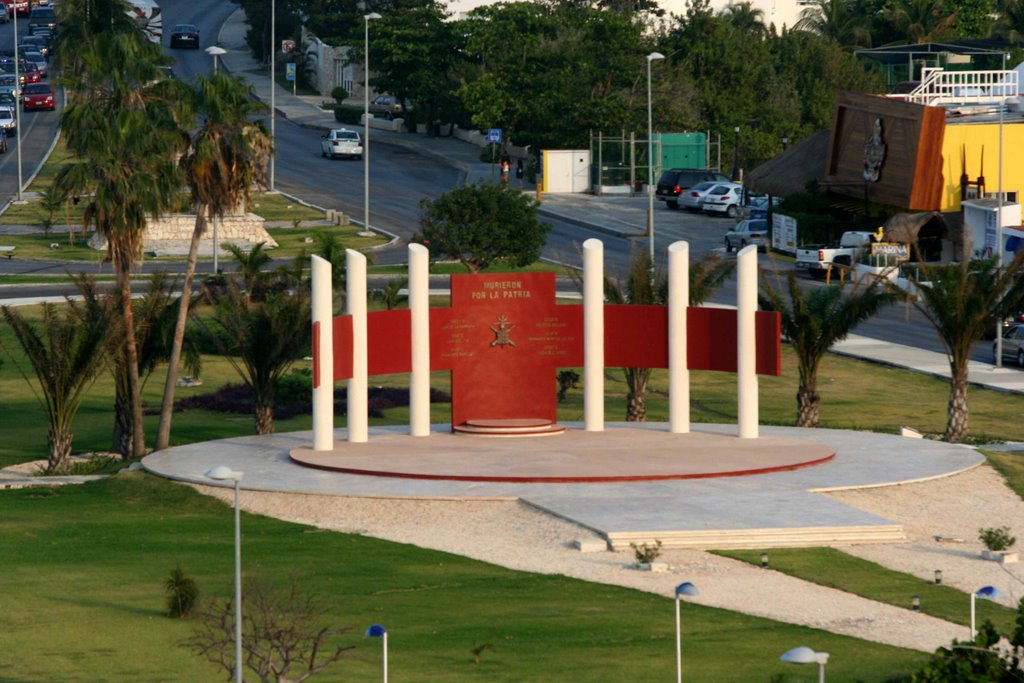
996;52;1008;367
781;134;789;152
205;466;245;683
363;12;382;237
645;52;664;267
13;7;21;201
365;624;388;683
205;46;226;74
269;0;276;192
971;585;1000;640
781;646;829;683
732;125;740;181
674;581;698;683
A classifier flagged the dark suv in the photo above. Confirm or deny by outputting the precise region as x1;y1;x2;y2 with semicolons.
656;168;730;209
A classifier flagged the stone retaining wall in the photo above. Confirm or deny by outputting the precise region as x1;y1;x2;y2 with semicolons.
88;213;277;257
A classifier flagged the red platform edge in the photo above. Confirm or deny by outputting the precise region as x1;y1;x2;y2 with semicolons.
288;452;836;483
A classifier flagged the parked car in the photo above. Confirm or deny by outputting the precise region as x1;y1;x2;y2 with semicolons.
27;5;56;33
702;182;745;217
655;168;730;209
678;180;719;212
994;323;1024;366
0;106;17;135
22;82;53;111
724;218;768;253
320;128;362;159
368;94;411;120
169;23;200;49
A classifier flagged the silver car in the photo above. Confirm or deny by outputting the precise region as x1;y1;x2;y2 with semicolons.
320;128;362;160
678;180;719;212
724;218;768;253
994;323;1024;366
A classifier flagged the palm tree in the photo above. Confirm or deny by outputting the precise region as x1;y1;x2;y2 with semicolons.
1;298;109;473
719;2;767;37
55;10;188;460
794;0;872;48
154;73;271;451
601;249;735;421
223;242;274;305
904;256;1024;443
881;0;955;44
759;271;897;428
198;283;312;435
990;0;1024;42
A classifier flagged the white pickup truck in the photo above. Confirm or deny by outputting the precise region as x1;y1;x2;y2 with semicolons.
795;231;876;277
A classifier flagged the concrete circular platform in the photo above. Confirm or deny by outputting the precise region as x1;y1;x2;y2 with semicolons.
289;427;835;482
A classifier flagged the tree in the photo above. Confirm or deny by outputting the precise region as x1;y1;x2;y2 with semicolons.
417;182;550;273
913;598;1024;681
224;242;274;305
904;256;1024;443
719;1;767;37
600;249;735;421
185;578;355;682
759;271;897;428
55;5;189;459
794;0;872;48
154;73;271;453
197;283;311;435
1;297;109;473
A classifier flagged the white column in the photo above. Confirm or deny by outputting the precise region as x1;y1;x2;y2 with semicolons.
737;245;758;439
668;241;690;434
408;243;431;436
311;255;334;451
583;238;604;431
347;249;369;443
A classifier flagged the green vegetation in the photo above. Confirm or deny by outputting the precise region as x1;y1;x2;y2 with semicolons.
714;548;1019;632
0;472;929;681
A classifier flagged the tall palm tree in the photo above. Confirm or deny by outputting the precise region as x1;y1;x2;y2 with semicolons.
881;0;954;44
904;256;1024;443
794;0;872;48
719;1;767;37
600;249;735;421
56;25;189;458
1;298;109;473
759;271;897;428
198;283;312;435
154;73;271;451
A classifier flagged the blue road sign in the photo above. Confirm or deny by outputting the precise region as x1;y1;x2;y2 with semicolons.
488;128;502;144
286;63;296;82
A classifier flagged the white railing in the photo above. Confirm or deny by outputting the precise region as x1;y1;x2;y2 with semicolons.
888;68;1018;107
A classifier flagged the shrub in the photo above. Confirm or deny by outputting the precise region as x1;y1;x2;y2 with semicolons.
330;86;348;103
333;105;363;125
165;566;200;618
979;526;1016;551
630;540;663;564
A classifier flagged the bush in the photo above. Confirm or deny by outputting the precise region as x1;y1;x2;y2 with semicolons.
333;105;363;125
330;86;348;103
165;566;199;618
630;540;662;564
979;526;1016;551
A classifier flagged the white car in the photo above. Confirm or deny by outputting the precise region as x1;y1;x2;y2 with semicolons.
0;106;16;135
678;180;719;212
702;182;745;218
320;128;362;160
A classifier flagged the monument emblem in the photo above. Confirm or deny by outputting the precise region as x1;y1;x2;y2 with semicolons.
863;117;886;182
489;315;516;348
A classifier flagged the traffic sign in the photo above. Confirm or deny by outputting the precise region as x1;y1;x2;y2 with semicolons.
286;63;296;81
487;128;502;144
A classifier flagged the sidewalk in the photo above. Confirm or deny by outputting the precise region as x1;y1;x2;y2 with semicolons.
208;9;1024;399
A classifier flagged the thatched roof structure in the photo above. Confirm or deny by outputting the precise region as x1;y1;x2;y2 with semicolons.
882;211;963;260
745;130;830;197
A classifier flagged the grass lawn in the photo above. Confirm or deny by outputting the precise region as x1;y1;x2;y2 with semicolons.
713;548;1019;632
0;472;930;682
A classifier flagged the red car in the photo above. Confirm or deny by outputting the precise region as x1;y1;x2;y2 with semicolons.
22;82;53;111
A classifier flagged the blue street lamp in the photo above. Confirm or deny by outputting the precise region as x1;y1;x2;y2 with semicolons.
781;646;829;683
674;581;698;683
971;585;1000;640
366;623;388;682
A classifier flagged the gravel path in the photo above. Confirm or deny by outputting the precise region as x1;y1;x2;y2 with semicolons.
193;461;1024;654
